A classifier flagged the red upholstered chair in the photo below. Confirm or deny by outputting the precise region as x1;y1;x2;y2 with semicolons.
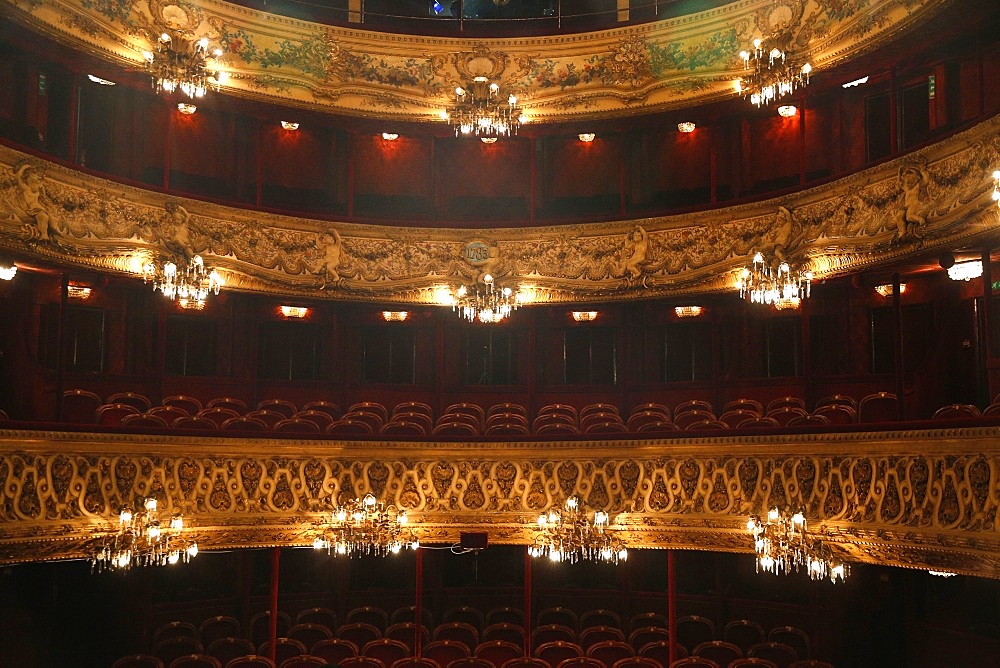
224;657;277;668
347;606;390;631
673;410;715;430
443;403;486;430
392;412;435;433
385;622;430;652
327;419;374;436
121;413;169;429
536;404;579;425
280;657;326;668
499;659;548;668
982;403;1000;417
347;401;389;423
162;395;204;416
787;661;833;668
932;403;981;420
737;417;780;430
534;422;581;436
207;637;256;667
443;607;485;631
424;639;471;667
765;407;808;427
448;659;494;668
393;401;433;419
785;414;829;427
221;416;268;432
628;628;670;653
857;392;899;423
814;394;857;411
475;640;523;667
167;656;221;668
287;624;333;653
585;641;634;667
273;418;321;434
390;605;434;629
693;640;743;667
148;406;190;424
487;422;530;436
155;622;199;646
685;419;727;432
635;421;679;434
303;400;342;421
667;659;719;668
362;639;410;667
531;625;576;649
381;420;427;436
258;638;307;665
251;612;292;647
556;658;603;668
637;640;688;665
629;403;671;421
311;639;359;664
729;658;777;668
108;391;153;413
338;623;383;649
257;399;298;418
722;398;763;415
340;658;386;668
200;616;242;647
533;641;582;667
765;629;808;662
579;611;621;632
485;608;524;627
676;616;716;654
293;410;335;432
579;411;622;431
246;409;286;430
765;397;806;413
433;421;480;436
674;400;713;418
579;627;625;650
722;621;765;655
434;622;479;648
483;624;525;647
719;409;759;429
628;614;668;633
173;415;218;430
811;404;856;424
584;421;628;435
488;403;529;420
611;658;659;668
626;411;669;432
62;389;103;423
155;637;204;666
391;659;439;668
579;403;620;420
113;655;164;668
747;642;797;668
97;403;140;426
206;397;247;414
342;411;386;433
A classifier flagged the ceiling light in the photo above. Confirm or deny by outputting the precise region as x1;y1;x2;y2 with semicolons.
529;496;627;565
67;285;92;300
382;311;409;321
91;497;197;572
312;493;419;557
446;76;523;140
777;105;797;117
177;103;197;115
875;283;906;297
677;122;696;133
281;121;299;130
737;35;810;108
145;32;223;99
480;137;498;144
444;274;522;324
0;264;16;281
948;260;983;281
572;311;597;321
578;133;596;142
381;132;398;141
674;306;703;318
929;570;957;577
143;255;223;308
280;305;308;318
740;251;811;310
747;508;848;584
841;76;869;88
87;74;115;85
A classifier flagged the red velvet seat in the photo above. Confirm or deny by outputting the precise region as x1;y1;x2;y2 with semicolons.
287;624;333;653
251;612;292;647
207;637;256;667
628;628;670;653
667;659;719;668
482;623;525;646
765;407;808;426
765;629;808;662
533;641;583;667
381;420;427;436
785;414;829;427
811;404;856;424
97;402;140;426
557;658;603;668
932;403;981;420
293;409;335;431
485;608;523;627
488;403;529;419
674;400;713;418
585;641;634;667
391;659;439;668
390;605;434;628
327;419;374;436
728;660;777;668
221;416;268;432
437;412;483;432
537;404;578;424
385;622;430;652
108;391;152;413
197;407;241;428
206;396;247;414
500;658;548;668
340;658;386;668
393;401;433;419
685;419;727;431
736;417;780;430
765;397;806;413
433;421;480;436
392;411;435;433
362;638;410;667
629;403;671;421
693;640;742;667
676;616;716;654
172;415;218;430
295;608;337;634
113;655;165;668
280;657;327;668
673;410;716;430
611;658;659;668
346;608;389;631
579;611;621;632
168;656;221;668
719;409;759;429
256;399;298;418
155;637;205;666
487;422;530;436
163;395;204;416
311;639;359;664
148;406;190;424
814;394;857;411
534;422;580;436
121;412;169;428
584;421;628;434
246;409;288;430
61;388;103;423
434;622;479;648
448;659;494;668
722;621;765;655
857;391;899;423
342;411;385;433
200;616;242;647
579;627;625;650
258;638;307;665
303;400;342;421
635;420;679;434
637;640;688;665
347;401;389;423
443;607;485;631
474;640;523;668
721;398;763;415
225;657;277;668
155;621;199;646
424;639;471;667
339;623;383;649
746;642;797;668
443;402;486;429
627;613;668;633
273;418;321;434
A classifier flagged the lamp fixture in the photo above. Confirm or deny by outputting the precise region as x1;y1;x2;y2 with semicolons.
91;497;198;572
382;311;409;322
143;255;223;308
444;77;526;140
875;283;906;297
777;105;798;117
281;121;300;131
176;103;197;115
677;122;696;133
0;263;16;281
674;305;703;318
948;260;983;282
312;493;419;557
529;496;627;565
480;137;498;144
87;74;116;86
747;508;848;584
842;75;869;88
67;284;92;300
381;132;399;141
739;252;812;310
578;133;596;142
443;274;522;324
929;570;957;578
144;32;223;99
736;34;811;108
572;311;598;322
280;305;309;318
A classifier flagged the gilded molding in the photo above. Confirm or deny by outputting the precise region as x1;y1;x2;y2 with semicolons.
0;115;999;303
0;0;951;122
1;426;999;577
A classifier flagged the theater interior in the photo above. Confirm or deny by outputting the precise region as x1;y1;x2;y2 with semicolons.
1;0;1000;666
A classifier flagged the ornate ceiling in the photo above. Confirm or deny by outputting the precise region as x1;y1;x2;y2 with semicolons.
1;425;998;578
1;0;952;123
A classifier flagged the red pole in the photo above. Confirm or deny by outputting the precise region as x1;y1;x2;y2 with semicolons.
667;550;677;665
415;547;424;657
523;549;532;657
268;547;280;661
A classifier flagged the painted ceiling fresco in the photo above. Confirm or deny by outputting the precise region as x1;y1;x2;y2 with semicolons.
1;0;950;123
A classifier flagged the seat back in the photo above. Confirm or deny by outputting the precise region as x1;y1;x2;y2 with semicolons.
531;624;576;649
390;605;434;629
434;621;479;647
112;654;165;668
162;395;203;416
474;640;523;667
222;416;268;432
766;628;809;662
97;403;140;426
288;624;333;652
533;641;582;666
385;622;430;652
257;399;298;417
637;640;688;665
485;608;524;627
693;640;743;667
423;639;471;666
120;413;168;429
294;410;336;431
747;641;798;668
676;616;716;654
154;637;204;666
172;416;217;430
722;621;765;655
251;611;292;647
766;407;808;426
108;391;152;413
483;624;526;647
258;638;307;665
207;637;255;666
199;616;241;647
443;607;485;631
302;400;342;421
225;657;277;668
362;638;410;666
206;396;247;413
610;658;659;668
499;658;548;668
168;655;222;668
391;659;439;668
280;657;327;668
311;639;359;664
857;392;899;423
340;658;387;668
339;623;383;649
558;659;603;668
627;614;667;633
765;396;806;413
61;389;103;423
273;418;321;434
628;628;670;653
811;404;856;424
154;621;199;646
579;627;625;650
585;641;633;667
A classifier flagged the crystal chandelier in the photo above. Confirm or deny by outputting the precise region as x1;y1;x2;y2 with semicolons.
444;274;522;324
529;497;628;565
92;497;198;572
312;494;419;558
143;255;223;308
444;77;527;141
736;34;811;107
739;252;811;310
144;32;224;99
747;508;848;583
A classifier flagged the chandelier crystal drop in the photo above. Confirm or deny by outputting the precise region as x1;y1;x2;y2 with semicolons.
736;34;811;108
91;497;198;572
747;508;848;583
143;255;223;308
739;252;811;310
312;493;419;558
445;274;522;324
144;32;223;99
529;496;628;565
445;77;526;140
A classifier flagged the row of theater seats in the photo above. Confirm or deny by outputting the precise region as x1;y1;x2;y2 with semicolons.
49;389;999;437
114;606;830;668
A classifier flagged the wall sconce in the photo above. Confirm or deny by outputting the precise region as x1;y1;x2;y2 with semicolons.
67;284;92;300
948;260;983;282
777;105;797;117
382;311;409;322
280;305;309;318
572;311;598;322
177;103;197;115
0;264;16;281
677;122;696;133
381;132;399;141
281;121;299;131
87;74;115;86
874;283;906;297
578;133;596;142
674;306;704;318
842;75;869;88
480;137;498;144
178;298;205;310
